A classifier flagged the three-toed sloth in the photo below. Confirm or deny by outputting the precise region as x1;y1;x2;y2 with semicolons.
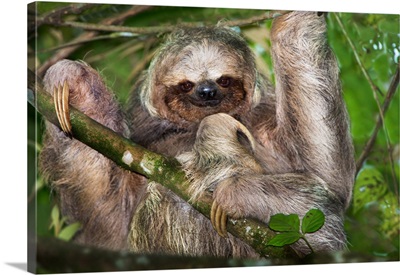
40;11;355;257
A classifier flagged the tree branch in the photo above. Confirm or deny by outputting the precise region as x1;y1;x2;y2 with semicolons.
28;3;95;36
28;69;295;258
52;10;290;34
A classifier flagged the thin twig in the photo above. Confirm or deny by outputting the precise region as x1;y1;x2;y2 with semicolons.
38;32;142;53
85;39;141;64
220;10;290;27
356;66;399;175
127;48;156;82
57;20;180;34
103;5;153;25
333;13;383;97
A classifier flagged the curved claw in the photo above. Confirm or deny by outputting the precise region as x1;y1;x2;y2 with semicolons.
53;81;72;137
211;200;228;238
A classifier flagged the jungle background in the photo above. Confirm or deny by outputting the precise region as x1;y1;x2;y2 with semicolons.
27;2;399;273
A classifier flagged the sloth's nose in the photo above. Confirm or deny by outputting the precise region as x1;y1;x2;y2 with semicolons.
197;84;218;100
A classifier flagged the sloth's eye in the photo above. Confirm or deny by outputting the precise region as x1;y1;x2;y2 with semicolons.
179;81;194;92
217;76;231;88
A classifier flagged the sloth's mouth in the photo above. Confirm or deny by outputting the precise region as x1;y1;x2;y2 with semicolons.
189;98;222;108
187;93;224;108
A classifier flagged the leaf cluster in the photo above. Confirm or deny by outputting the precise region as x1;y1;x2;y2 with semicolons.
267;209;325;253
49;205;81;242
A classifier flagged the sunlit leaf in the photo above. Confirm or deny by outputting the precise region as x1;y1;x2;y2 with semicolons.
379;192;400;239
51;204;60;225
353;166;388;214
58;223;81;242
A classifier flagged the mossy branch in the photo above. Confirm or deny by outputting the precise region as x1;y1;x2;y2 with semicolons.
27;69;296;259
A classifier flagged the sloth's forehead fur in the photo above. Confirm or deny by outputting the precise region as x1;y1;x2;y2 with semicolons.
154;26;254;86
166;41;242;84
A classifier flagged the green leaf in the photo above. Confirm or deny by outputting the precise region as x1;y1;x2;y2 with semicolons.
49;205;61;233
378;192;400;239
267;231;302;247
301;209;325;234
353;166;388;214
51;204;60;224
378;17;399;34
58;223;81;242
268;213;300;232
372;52;390;83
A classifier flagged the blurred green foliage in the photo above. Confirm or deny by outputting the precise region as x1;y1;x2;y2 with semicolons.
28;3;399;261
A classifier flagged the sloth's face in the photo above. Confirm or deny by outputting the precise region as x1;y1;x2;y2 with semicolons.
148;29;257;124
162;43;248;122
